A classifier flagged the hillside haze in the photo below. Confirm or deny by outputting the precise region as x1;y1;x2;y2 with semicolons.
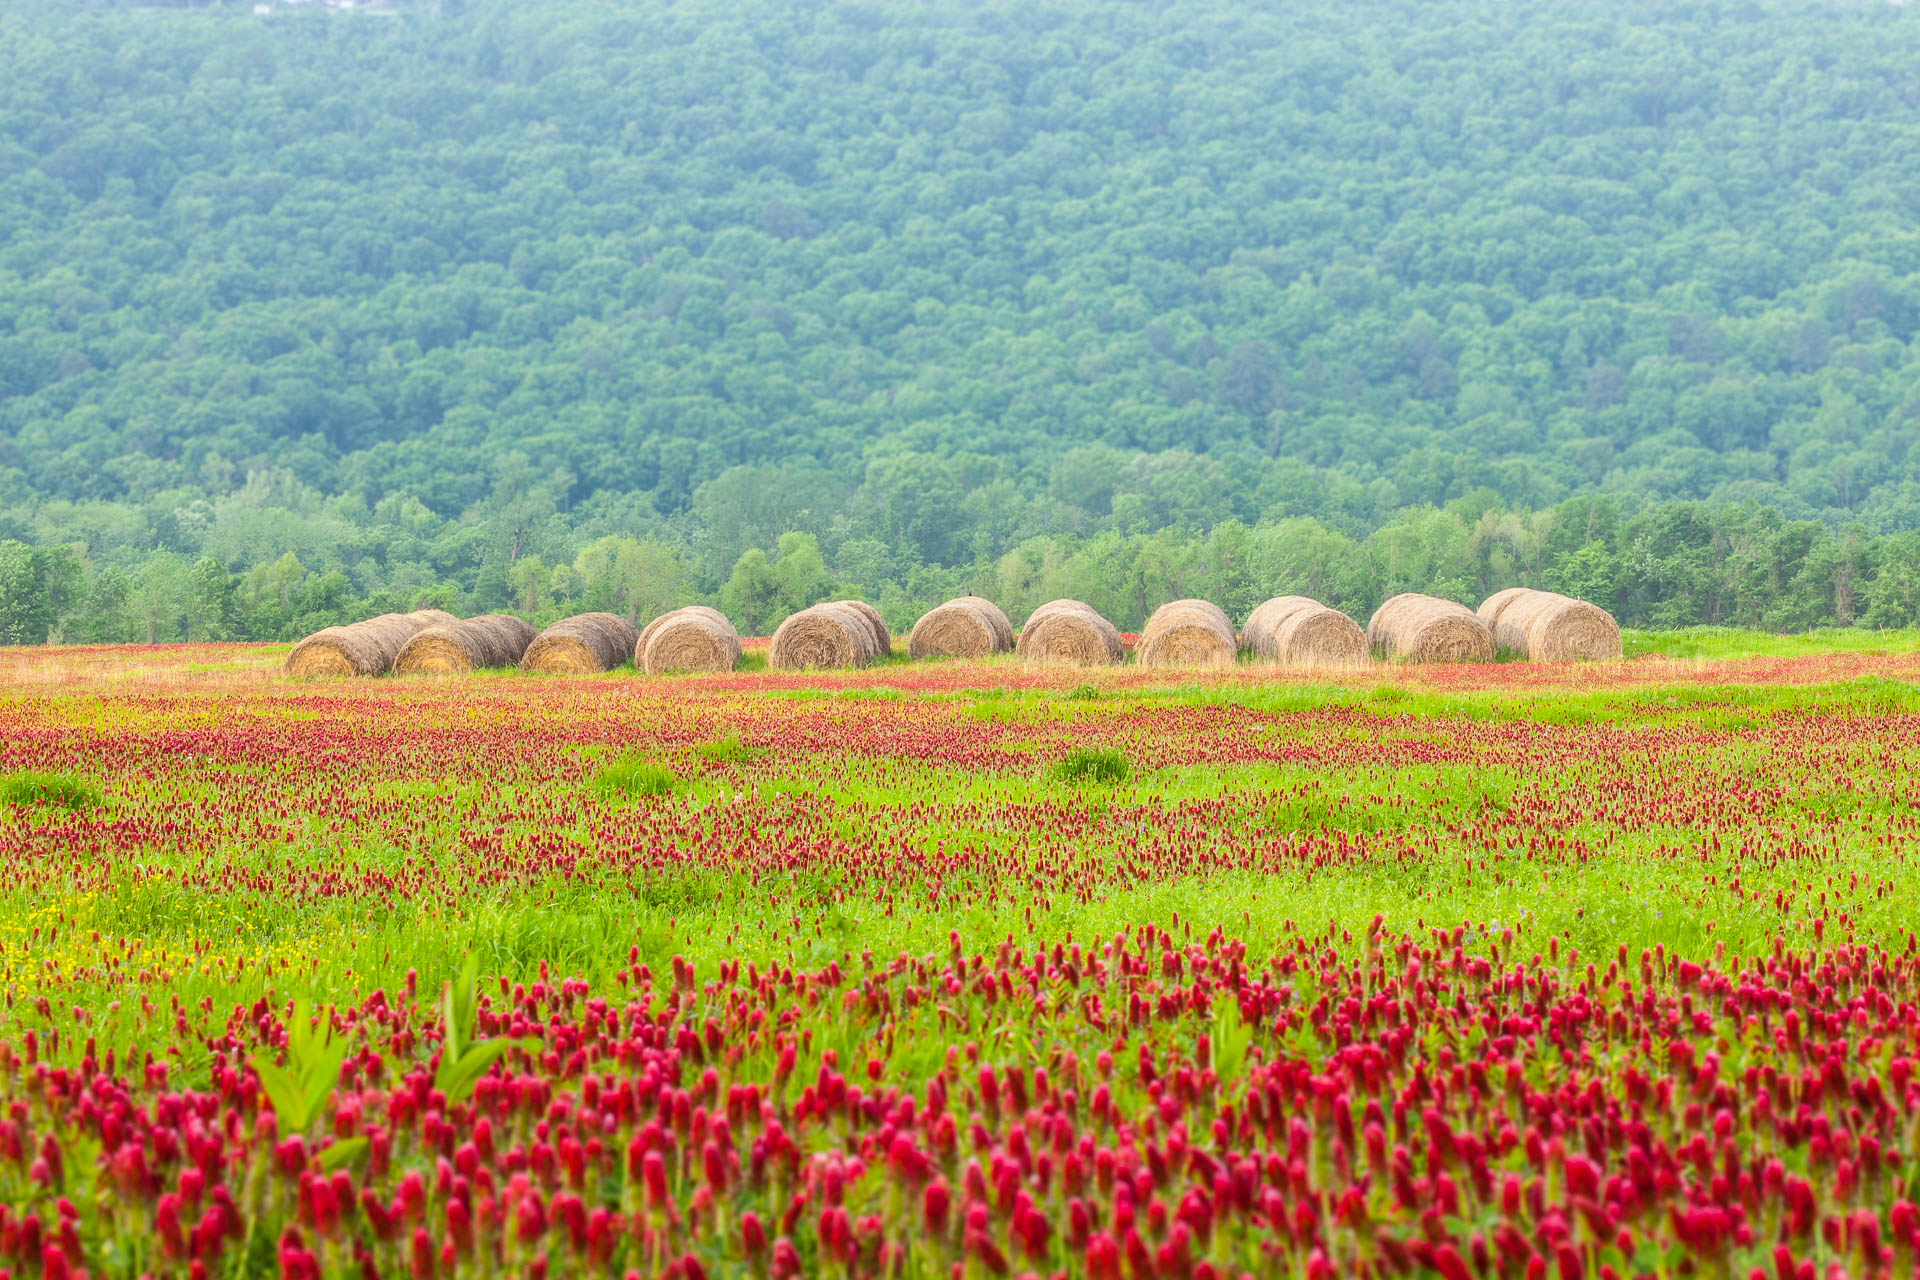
3;0;1920;641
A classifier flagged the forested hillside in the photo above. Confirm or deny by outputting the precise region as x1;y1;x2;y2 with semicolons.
4;0;1920;640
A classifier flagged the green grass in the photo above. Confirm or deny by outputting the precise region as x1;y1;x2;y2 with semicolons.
694;731;759;764
0;772;102;811
1623;625;1920;659
589;752;680;800
1051;746;1130;785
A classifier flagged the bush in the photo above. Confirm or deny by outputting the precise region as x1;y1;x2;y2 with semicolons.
1052;748;1129;785
0;772;102;811
591;753;680;800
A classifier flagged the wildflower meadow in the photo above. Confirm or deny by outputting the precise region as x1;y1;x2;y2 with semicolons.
1;635;1918;1279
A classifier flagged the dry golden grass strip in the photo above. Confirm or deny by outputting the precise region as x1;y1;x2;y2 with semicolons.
1136;599;1237;668
1015;599;1123;666
1241;595;1368;668
1366;593;1495;663
1477;588;1622;662
284;609;458;677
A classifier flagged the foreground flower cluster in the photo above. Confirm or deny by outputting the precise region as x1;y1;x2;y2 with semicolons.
8;924;1920;1279
0;643;1914;1277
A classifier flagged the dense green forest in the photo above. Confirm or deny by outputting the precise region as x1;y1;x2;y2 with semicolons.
3;0;1920;642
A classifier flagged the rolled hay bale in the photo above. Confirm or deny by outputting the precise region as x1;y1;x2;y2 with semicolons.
642;609;744;675
955;596;1014;651
284;609;458;677
908;597;1012;660
836;599;891;657
1240;596;1369;668
637;605;741;668
768;602;880;670
1136;599;1238;668
1015;599;1123;666
521;612;640;674
392;614;537;675
1366;593;1495;663
1476;588;1622;662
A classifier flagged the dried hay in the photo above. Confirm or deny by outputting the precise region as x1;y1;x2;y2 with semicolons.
520;613;639;674
768;602;880;670
642;608;744;674
392;614;537;675
285;609;459;677
1015;599;1123;666
955;596;1014;651
636;606;741;668
1136;599;1237;668
1476;588;1622;662
837;600;891;656
1366;593;1495;663
1240;596;1368;668
908;598;1012;660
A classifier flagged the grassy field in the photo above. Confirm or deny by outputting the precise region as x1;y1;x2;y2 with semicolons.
0;633;1915;1276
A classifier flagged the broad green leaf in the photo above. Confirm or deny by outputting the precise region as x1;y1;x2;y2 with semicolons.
316;1137;369;1173
439;980;462;1065
436;1038;540;1103
251;1057;314;1131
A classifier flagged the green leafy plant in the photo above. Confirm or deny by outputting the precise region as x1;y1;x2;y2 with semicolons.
1051;747;1129;785
1210;998;1254;1082
0;772;101;812
435;953;539;1103
249;1002;366;1169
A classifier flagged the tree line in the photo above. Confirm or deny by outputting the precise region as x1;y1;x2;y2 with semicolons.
4;492;1913;646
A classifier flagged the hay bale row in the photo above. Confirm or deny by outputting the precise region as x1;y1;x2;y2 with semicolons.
1366;593;1495;663
640;605;743;675
1015;599;1123;666
285;609;458;677
908;596;1014;660
769;600;887;670
521;613;640;674
1240;596;1369;668
1136;598;1237;668
392;614;536;674
1478;588;1622;662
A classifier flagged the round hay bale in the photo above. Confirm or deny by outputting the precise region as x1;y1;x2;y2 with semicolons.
768;603;879;670
637;605;742;667
1366;593;1495;663
1241;596;1368;667
521;613;639;674
643;609;743;674
392;614;536;675
285;610;448;677
1477;587;1533;633
908;599;1007;660
835;600;891;656
1015;599;1123;666
1476;588;1622;662
1137;599;1237;668
1238;596;1316;652
955;596;1014;651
